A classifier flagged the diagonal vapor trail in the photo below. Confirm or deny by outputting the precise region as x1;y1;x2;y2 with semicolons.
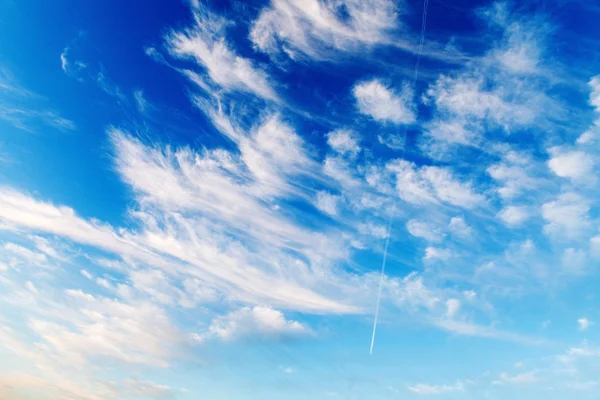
369;0;430;356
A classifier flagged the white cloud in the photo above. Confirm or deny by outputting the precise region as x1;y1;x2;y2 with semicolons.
25;281;38;294
386;160;484;208
60;48;69;72
462;290;476;301
166;4;277;101
0;70;76;132
498;205;530;226
591;236;600;258
323;156;363;189
423;247;452;262
122;378;175;399
0;371;113;400
249;0;397;60
198;306;313;342
493;371;537;385
0;116;377;315
542;193;590;239
423;6;560;161
358;222;389;239
562;248;588;275
548;147;595;182
280;366;294;374
578;318;591;331
425;74;534;129
567;381;600;391
445;299;461;318
578;120;600;145
406;219;444;243
487;151;541;199
578;76;600;144
448;216;472;238
589;75;600;111
80;269;93;280
407;381;464;395
486;5;544;75
133;90;148;113
423;119;479;147
27;294;187;368
326;129;360;157
434;319;540;344
3;242;48;266
65;289;95;301
378;133;405;150
315;191;340;216
353;79;415;124
388;273;439;311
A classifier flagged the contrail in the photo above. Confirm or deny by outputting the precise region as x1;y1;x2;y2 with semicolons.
369;0;430;355
369;212;394;355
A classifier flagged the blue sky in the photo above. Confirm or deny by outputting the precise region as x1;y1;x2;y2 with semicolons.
1;0;600;398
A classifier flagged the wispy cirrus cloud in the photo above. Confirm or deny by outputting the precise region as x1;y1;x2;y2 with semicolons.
406;380;465;395
249;0;398;61
5;1;600;398
0;69;76;132
166;3;278;101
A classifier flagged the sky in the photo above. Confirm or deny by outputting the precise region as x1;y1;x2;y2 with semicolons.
1;0;600;399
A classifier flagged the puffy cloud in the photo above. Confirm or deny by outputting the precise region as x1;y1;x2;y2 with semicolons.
448;216;472;238
542;193;590;239
498;205;530;226
358;222;389;239
487;151;542;199
249;0;398;60
425;74;537;130
406;219;444;243
198;306;314;342
423;119;479;147
315;191;340;216
389;273;439;311
577;120;600;145
387;160;485;208
326;129;360;157
445;299;461;318
353;79;415;124
462;290;477;301
485;3;545;75
577;75;600;144
423;247;453;262
548;147;595;182
422;4;560;158
493;371;538;385
578;318;592;331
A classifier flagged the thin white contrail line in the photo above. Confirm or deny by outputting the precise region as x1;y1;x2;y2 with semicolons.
369;211;394;355
369;0;430;356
